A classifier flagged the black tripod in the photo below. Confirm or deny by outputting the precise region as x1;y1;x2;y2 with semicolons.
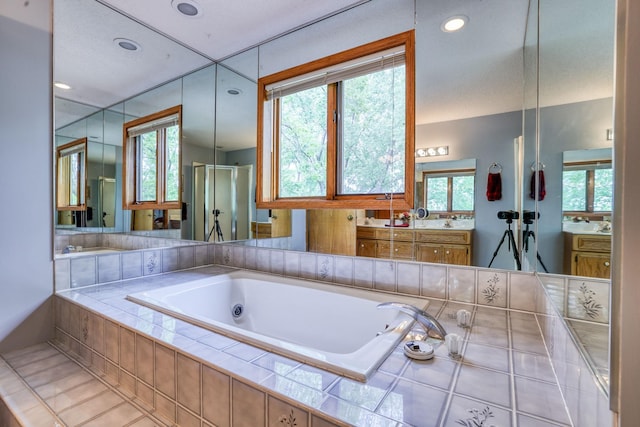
488;214;522;270
522;215;549;273
206;209;224;242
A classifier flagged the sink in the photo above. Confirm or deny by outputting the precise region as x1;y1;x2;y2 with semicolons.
562;221;611;235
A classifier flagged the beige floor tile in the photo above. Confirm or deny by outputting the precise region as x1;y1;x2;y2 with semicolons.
46;379;108;413
35;369;96;400
58;389;124;426
15;352;71;377
23;360;82;388
79;402;144;426
2;343;53;366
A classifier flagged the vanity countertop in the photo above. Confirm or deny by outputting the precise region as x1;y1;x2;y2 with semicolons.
358;219;475;231
562;221;611;235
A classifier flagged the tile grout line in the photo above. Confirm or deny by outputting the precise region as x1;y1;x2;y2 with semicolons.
0;352;67;427
437;302;475;427
507;308;519;427
48;339;171;427
533;312;576;427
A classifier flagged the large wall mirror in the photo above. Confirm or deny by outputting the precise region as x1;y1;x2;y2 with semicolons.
53;0;615;399
532;0;615;395
53;0;615;275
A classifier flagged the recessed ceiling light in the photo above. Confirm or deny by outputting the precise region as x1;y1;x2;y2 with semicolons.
113;38;142;52
441;15;468;33
172;0;202;17
227;88;242;95
54;82;71;90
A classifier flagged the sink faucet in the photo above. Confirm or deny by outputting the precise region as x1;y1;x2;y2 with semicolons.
377;302;448;340
62;245;75;254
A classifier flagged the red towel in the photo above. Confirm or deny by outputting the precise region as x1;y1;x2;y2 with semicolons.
486;172;502;201
529;170;546;201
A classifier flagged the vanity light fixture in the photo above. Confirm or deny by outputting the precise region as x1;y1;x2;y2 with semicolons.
415;146;449;158
441;15;468;33
172;0;202;17
54;82;71;90
114;38;142;52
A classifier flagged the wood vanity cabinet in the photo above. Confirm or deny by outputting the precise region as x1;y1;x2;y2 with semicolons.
414;230;472;265
356;227;472;265
563;233;611;279
415;243;469;265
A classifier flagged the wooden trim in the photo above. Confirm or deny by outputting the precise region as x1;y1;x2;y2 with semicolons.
273;99;281;200
258;197;412;210
562;163;612;214
259;31;414;88
56;137;87;211
122;105;182;210
563;160;612;167
257;30;415;209
326;83;338;200
256;89;266;205
422;168;476;176
404;29;415;209
423;168;477;214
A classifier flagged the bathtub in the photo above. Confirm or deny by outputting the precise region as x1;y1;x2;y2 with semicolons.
126;270;427;381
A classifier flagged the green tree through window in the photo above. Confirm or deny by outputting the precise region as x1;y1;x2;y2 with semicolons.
258;31;415;210
562;163;612;213
340;67;406;194
425;172;475;214
123;105;182;210
279;86;328;198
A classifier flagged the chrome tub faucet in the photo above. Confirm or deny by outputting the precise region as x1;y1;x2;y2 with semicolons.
377;302;448;340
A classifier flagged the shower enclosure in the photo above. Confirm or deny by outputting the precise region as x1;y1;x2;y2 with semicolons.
193;164;253;242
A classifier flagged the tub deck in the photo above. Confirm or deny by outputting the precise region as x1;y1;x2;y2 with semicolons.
38;265;575;427
126;270;427;381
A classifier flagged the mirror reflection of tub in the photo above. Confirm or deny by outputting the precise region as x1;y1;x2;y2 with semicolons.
55;247;123;259
126;270;427;381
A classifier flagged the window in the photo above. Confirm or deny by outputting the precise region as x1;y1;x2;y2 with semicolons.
562;161;612;214
257;31;415;209
423;169;475;214
123;105;182;210
56;137;87;211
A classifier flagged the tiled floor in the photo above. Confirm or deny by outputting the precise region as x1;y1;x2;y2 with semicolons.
1;342;168;426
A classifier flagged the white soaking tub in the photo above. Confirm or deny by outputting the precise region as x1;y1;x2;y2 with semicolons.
126;270;427;381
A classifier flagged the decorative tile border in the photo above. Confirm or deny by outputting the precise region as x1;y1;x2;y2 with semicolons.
214;242;541;312
56;237;553;316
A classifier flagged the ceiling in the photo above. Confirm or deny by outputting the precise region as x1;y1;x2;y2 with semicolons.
53;0;615;147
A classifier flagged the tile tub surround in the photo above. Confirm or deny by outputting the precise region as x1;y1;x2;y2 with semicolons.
54;232;198;254
54;234;212;291
53;265;584;427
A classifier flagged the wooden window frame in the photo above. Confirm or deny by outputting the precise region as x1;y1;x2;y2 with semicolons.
423;168;476;216
56;137;88;211
257;31;415;210
563;160;612;217
122;105;182;210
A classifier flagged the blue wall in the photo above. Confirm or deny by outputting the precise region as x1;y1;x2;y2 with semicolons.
0;5;54;351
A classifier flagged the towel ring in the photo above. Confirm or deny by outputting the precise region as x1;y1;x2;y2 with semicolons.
488;162;502;173
530;161;545;172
